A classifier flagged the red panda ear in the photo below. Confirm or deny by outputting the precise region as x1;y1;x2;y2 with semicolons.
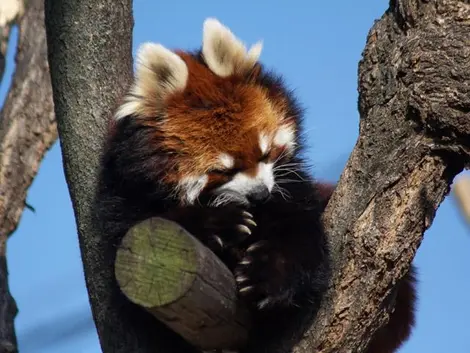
115;43;188;120
202;18;263;78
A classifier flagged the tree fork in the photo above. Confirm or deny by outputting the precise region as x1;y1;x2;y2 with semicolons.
45;0;470;352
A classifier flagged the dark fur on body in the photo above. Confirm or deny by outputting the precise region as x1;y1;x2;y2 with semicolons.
96;120;329;353
95;51;330;353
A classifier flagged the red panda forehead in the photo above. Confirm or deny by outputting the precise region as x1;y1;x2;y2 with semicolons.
169;52;283;113
159;53;287;143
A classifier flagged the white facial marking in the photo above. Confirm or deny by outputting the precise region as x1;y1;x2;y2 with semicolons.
218;162;274;196
274;126;295;149
259;133;270;154
114;43;188;120
257;162;275;190
114;101;141;121
178;175;208;204
218;153;235;169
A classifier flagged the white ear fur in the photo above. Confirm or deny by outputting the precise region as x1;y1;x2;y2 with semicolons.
115;43;188;120
202;18;263;78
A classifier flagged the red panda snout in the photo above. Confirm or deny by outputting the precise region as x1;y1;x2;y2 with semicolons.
211;162;275;206
176;160;277;207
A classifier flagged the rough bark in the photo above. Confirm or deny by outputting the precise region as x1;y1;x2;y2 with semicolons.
0;0;57;351
44;1;162;353
44;0;470;352
293;1;470;352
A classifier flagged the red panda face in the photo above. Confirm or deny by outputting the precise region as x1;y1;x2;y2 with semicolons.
115;19;299;205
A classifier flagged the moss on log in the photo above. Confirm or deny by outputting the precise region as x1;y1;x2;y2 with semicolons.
115;217;250;351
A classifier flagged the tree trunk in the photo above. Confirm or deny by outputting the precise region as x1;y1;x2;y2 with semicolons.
294;1;470;351
44;1;180;353
0;0;57;351
44;0;470;352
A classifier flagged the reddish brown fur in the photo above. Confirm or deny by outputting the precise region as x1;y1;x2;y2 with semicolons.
136;51;294;185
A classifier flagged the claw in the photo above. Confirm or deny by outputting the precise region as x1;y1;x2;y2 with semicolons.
239;257;251;265
239;285;254;294
237;224;252;235
247;241;265;252
235;275;248;283
244;218;257;227
257;297;272;309
213;235;224;248
242;211;253;219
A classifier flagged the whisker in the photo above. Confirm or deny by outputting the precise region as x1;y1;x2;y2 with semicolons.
274;163;303;170
286;170;305;180
273;167;302;174
273;184;292;201
274;164;300;170
274;167;301;172
275;169;306;181
274;147;292;164
275;172;300;178
276;179;308;184
297;127;313;139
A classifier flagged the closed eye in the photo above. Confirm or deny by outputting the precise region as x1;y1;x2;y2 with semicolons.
210;167;240;177
268;146;288;164
259;152;270;162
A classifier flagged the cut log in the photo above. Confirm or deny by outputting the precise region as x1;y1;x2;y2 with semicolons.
115;217;250;351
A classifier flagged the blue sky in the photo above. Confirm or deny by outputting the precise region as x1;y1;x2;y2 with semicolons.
1;1;470;352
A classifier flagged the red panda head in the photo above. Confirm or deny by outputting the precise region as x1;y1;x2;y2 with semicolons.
114;18;303;206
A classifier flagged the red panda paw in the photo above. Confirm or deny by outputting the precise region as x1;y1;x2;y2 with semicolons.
234;241;295;310
203;206;257;257
163;205;256;263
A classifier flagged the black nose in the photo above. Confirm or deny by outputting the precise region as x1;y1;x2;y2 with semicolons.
247;186;271;203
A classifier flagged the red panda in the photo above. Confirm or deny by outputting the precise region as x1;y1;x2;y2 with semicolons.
316;182;417;353
94;18;414;353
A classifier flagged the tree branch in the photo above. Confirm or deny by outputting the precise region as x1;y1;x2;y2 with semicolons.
0;0;57;351
293;1;470;352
